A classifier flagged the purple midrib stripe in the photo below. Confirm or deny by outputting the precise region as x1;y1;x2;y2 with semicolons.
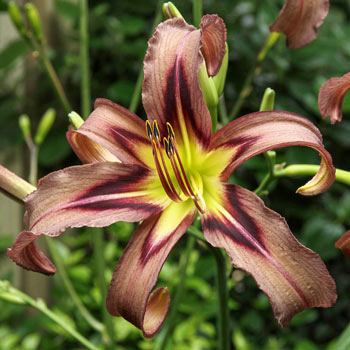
225;213;309;308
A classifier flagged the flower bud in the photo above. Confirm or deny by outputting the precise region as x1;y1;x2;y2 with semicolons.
34;108;56;145
259;88;276;111
212;42;229;97
8;1;27;37
68;111;85;130
18;114;31;140
162;2;184;20
198;63;218;110
24;3;43;43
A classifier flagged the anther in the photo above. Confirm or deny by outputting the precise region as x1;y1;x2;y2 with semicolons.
146;120;153;139
153;120;160;140
168;138;175;155
167;122;175;140
163;138;170;158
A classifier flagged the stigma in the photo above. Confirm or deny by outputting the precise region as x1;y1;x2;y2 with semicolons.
145;120;206;213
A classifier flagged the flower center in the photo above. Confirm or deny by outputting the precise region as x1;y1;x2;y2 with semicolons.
145;120;206;213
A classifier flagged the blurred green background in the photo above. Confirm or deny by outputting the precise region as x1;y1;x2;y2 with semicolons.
0;0;349;349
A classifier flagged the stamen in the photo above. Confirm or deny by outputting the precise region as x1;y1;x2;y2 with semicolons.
170;137;198;200
168;138;193;198
165;138;191;197
145;120;207;213
151;140;181;202
152;121;182;202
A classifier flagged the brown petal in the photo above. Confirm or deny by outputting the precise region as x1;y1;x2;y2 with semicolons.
318;73;350;124
335;230;350;258
143;18;212;149
106;201;196;337
270;0;329;49
200;14;227;77
202;183;337;327
67;99;154;167
209;110;335;195
24;162;169;236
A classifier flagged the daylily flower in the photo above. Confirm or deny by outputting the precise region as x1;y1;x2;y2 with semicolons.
270;0;329;49
8;16;337;337
318;72;350;124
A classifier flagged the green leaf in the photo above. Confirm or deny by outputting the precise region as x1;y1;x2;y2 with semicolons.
0;39;28;69
331;324;350;350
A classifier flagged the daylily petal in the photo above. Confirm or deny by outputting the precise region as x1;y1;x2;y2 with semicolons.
335;230;350;258
270;0;329;49
208;111;335;195
143;18;212;150
24;162;169;236
202;183;337;327
318;73;350;124
7;231;56;275
200;15;227;77
106;200;196;337
67;99;154;167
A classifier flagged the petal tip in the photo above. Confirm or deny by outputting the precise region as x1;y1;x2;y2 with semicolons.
142;287;170;337
335;230;350;258
7;239;57;276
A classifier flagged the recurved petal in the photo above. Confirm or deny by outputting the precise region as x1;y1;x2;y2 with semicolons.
106;200;196;337
7;231;56;275
318;73;350;124
202;183;337;327
143;18;212;150
200;15;227;77
209;110;335;195
270;0;329;49
67;99;154;167
24;162;170;236
335;230;350;258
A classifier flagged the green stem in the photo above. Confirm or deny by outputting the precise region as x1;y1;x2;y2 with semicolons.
26;138;38;186
0;165;36;201
275;164;350;185
128;1;163;113
45;238;104;334
192;0;202;27
187;226;230;350
38;46;72;114
229;32;281;120
80;0;91;119
156;235;195;350
0;281;101;350
92;228;115;343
